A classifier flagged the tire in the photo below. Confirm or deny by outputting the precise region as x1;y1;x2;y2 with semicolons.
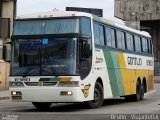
32;102;52;110
86;82;104;108
133;81;141;102
140;82;145;101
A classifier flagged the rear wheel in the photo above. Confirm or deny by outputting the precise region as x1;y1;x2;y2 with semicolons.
140;82;145;100
86;82;103;108
133;81;141;101
32;102;52;110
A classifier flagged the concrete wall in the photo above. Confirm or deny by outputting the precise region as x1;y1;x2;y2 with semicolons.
0;60;10;90
115;0;160;21
1;0;16;37
115;0;160;29
0;0;16;90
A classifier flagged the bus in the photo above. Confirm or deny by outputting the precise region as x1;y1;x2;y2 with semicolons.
9;11;154;109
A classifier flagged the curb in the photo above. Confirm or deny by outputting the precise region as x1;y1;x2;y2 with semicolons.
0;96;10;100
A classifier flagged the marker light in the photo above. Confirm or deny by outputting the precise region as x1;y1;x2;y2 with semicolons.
60;91;73;96
11;91;22;96
12;92;16;95
9;82;24;87
58;81;79;87
67;91;72;95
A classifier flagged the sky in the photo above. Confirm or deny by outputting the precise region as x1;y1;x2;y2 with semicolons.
17;0;123;22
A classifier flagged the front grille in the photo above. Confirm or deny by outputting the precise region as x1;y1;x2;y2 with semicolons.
25;82;57;86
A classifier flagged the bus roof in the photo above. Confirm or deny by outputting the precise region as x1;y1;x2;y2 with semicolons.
16;11;151;38
16;11;92;19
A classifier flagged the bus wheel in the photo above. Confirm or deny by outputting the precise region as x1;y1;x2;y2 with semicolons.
32;102;52;110
86;82;103;108
140;82;145;101
133;81;141;102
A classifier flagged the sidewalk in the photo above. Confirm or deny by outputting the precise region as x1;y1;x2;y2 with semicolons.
0;90;10;100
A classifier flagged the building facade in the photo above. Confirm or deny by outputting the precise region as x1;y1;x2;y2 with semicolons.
0;0;16;90
115;0;160;75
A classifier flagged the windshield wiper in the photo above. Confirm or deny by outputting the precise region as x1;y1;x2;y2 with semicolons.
43;46;57;75
22;55;41;77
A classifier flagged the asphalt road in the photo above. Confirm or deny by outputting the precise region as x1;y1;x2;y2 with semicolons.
0;83;160;120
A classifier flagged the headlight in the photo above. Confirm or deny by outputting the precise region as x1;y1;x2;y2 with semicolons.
57;81;79;87
9;82;24;87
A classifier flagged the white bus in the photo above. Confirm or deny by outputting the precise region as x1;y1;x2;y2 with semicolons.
9;11;154;109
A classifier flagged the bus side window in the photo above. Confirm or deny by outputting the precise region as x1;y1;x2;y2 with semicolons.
116;30;125;50
81;17;91;37
105;27;116;48
99;25;105;46
111;29;116;48
148;39;152;54
126;33;134;51
142;38;149;53
135;36;142;53
93;23;101;45
105;27;112;47
93;22;105;46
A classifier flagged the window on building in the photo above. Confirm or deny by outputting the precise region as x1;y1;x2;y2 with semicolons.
116;30;125;50
105;27;116;48
126;33;134;51
134;36;141;53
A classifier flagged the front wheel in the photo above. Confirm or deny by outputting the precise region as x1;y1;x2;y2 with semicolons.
86;82;103;108
32;102;52;110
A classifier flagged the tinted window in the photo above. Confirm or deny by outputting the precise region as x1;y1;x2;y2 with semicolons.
134;36;141;52
105;27;115;48
142;38;148;53
148;39;152;54
93;23;101;45
116;30;125;50
14;19;79;35
81;17;91;36
93;22;105;46
99;25;105;46
126;33;134;51
111;29;116;47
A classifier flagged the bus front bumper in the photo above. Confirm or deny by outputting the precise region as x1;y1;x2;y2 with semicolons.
10;87;84;102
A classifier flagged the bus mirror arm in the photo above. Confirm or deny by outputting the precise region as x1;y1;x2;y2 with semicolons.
80;58;88;61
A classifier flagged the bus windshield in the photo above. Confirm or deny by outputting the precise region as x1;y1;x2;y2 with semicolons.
11;17;92;78
11;38;78;76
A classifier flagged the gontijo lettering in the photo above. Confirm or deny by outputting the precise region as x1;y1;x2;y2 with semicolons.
127;57;142;66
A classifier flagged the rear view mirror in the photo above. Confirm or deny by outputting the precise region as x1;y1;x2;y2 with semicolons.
3;45;7;61
3;43;11;62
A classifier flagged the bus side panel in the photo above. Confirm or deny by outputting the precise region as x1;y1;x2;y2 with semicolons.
148;70;154;91
94;48;113;99
118;52;132;96
124;54;154;95
103;50;125;97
